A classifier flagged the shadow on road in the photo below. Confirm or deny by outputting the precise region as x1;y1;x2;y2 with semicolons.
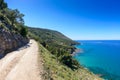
0;43;31;59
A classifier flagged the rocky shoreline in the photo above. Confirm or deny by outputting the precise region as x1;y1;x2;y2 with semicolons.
71;48;81;56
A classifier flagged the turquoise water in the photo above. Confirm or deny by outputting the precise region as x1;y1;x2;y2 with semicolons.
74;40;120;80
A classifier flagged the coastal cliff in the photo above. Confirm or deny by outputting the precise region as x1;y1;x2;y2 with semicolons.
28;27;102;80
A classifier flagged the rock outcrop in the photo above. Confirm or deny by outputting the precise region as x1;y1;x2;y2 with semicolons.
0;27;29;57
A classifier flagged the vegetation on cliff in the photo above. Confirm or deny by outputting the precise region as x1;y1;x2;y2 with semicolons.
0;0;28;55
0;0;28;37
28;27;80;70
28;27;102;80
39;41;102;80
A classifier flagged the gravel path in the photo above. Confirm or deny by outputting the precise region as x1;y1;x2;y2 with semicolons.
0;40;42;80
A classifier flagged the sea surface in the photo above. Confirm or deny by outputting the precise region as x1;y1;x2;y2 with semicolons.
74;40;120;80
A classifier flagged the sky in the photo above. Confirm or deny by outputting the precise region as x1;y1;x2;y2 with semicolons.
5;0;120;40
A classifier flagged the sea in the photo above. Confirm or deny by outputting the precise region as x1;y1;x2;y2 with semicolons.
74;40;120;80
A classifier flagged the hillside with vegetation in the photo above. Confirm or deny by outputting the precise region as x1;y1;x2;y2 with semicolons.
28;27;80;70
28;27;78;45
0;0;28;56
28;27;102;80
0;0;28;36
39;42;102;80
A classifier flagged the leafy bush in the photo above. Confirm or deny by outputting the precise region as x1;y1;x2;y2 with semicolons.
20;26;28;37
0;0;27;37
61;54;80;70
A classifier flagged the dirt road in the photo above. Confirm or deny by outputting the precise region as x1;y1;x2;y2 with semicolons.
0;40;43;80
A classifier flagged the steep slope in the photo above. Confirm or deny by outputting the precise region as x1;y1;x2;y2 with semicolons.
28;27;78;45
28;27;102;80
0;0;29;57
28;27;80;70
39;41;102;80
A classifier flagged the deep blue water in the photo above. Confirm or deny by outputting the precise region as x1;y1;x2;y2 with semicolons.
74;40;120;80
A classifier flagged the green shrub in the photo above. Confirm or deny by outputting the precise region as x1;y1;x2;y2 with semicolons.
20;26;28;37
61;54;80;70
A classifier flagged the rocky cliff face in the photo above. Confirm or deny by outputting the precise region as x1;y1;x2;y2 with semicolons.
0;27;29;57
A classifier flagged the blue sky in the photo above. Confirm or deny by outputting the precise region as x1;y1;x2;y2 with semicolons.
5;0;120;40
